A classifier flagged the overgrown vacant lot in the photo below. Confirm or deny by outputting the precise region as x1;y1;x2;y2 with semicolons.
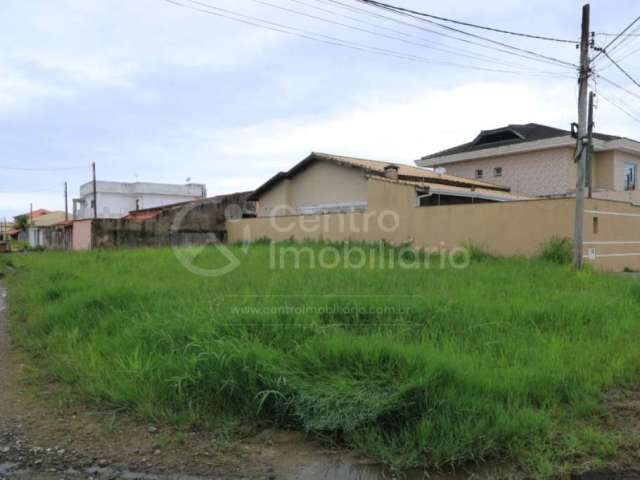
2;244;640;476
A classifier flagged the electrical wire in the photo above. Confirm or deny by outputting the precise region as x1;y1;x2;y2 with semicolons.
596;32;640;37
594;86;640;124
592;14;640;62
315;0;578;75
598;75;640;102
601;51;640;89
352;0;577;44
249;0;529;68
160;0;575;77
351;0;577;69
283;0;533;68
0;165;87;172
253;0;575;72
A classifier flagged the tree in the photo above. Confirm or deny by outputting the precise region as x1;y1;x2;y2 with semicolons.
14;214;29;231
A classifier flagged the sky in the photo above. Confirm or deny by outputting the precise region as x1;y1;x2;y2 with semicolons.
2;0;640;220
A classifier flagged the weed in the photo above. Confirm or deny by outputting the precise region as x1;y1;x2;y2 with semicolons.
539;237;573;265
4;244;640;476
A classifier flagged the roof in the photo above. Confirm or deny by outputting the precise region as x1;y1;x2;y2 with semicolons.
16;208;49;220
123;191;255;220
30;212;68;227
368;175;531;202
250;152;509;201
421;123;622;161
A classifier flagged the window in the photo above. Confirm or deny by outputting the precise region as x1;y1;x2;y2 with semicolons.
90;200;96;208
494;167;503;177
593;217;599;235
624;162;637;191
475;169;483;179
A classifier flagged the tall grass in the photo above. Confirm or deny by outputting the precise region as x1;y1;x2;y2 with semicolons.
539;237;573;265
2;244;640;475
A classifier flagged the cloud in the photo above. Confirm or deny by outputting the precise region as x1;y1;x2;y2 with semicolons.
17;52;140;88
0;66;69;110
94;80;576;197
212;81;576;166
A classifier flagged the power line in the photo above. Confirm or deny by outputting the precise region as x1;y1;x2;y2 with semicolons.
611;44;640;65
0;165;87;172
596;32;640;37
598;74;640;102
317;0;575;71
352;0;578;69
160;0;575;77
601;51;640;89
252;0;525;68
0;188;62;194
283;0;532;68
605;23;640;59
592;14;640;61
353;0;577;44
594;86;640;124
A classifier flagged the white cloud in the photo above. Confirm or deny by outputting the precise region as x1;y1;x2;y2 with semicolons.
212;81;576;167
0;66;69;109
18;52;139;88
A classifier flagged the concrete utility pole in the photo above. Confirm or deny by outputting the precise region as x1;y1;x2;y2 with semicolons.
574;3;591;270
64;181;69;221
92;162;98;220
586;91;596;199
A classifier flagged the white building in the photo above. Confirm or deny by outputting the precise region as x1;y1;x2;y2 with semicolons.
74;181;207;219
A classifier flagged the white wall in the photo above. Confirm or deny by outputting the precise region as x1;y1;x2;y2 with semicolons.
76;181;207;219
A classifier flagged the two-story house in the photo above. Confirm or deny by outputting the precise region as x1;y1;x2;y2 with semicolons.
416;123;640;203
73;181;207;219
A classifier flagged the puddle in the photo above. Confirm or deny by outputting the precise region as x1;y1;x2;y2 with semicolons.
0;287;6;314
573;471;640;480
285;461;483;480
0;463;18;476
84;466;221;480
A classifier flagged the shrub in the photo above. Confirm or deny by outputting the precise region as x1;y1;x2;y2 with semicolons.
539;237;573;265
463;242;494;262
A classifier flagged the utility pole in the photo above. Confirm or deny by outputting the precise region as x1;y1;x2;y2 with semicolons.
574;3;591;270
29;203;33;225
64;181;69;221
586;91;596;199
92;162;98;220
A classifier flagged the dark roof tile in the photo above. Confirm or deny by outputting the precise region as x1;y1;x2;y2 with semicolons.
422;123;621;160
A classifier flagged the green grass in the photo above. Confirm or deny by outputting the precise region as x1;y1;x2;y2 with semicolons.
2;243;640;476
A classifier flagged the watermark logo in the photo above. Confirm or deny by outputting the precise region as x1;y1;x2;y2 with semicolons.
172;203;471;276
171;202;249;277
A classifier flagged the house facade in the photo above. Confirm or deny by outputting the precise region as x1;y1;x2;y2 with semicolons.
416;123;640;202
74;181;207;219
27;211;68;248
249;152;527;217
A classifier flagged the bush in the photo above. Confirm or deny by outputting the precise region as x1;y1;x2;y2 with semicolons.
539;237;573;265
464;242;494;262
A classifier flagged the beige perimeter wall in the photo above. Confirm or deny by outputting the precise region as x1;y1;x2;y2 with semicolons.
228;179;640;272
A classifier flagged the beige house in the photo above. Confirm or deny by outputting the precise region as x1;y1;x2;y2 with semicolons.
249;152;528;217
416;123;640;202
